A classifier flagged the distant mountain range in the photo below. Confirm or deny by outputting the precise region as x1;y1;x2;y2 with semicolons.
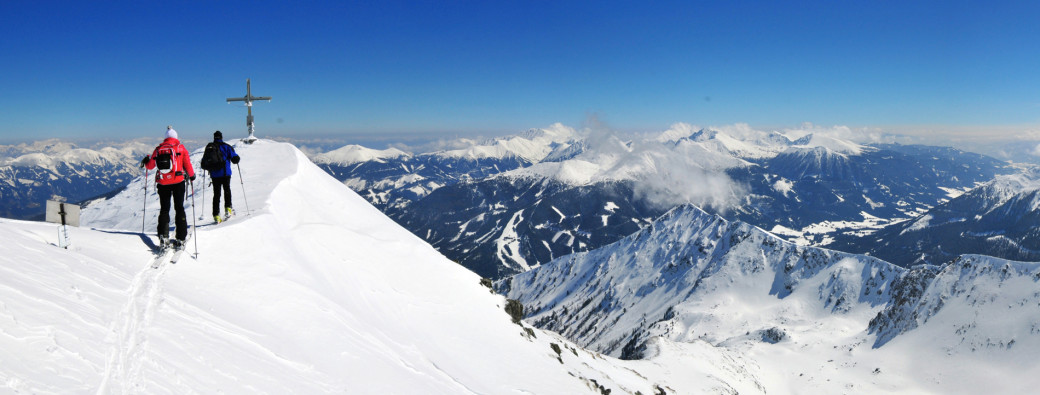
2;128;1024;280
733;142;1011;245
0;139;151;220
317;124;1013;279
831;167;1040;266
311;124;579;214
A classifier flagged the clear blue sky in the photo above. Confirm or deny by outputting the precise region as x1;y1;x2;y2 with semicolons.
2;0;1040;142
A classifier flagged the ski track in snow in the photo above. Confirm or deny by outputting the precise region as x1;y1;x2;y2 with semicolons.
496;210;530;271
98;252;171;393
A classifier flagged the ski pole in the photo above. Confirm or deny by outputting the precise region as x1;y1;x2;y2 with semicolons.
236;162;250;215
188;178;198;258
199;170;207;220
141;167;149;234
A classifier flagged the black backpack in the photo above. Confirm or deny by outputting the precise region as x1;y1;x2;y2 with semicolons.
201;142;226;172
155;144;175;173
153;142;183;185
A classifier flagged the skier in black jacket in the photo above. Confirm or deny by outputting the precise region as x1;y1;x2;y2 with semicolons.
207;131;240;223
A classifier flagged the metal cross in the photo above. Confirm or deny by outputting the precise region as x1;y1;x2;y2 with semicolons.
226;79;272;143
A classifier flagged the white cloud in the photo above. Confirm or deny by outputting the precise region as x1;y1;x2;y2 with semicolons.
587;117;746;212
1031;143;1040;157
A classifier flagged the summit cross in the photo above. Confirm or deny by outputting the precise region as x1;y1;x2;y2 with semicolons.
226;78;272;143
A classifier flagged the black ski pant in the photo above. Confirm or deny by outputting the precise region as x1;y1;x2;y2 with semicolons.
212;176;233;216
157;181;188;241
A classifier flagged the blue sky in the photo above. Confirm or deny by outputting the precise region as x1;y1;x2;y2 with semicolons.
2;1;1040;142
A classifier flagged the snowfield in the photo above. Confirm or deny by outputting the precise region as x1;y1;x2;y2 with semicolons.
2;139;749;394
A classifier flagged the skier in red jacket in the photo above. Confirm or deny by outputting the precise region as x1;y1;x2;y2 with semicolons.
141;126;196;249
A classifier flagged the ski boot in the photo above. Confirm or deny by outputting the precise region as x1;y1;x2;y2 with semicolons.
158;235;171;251
225;206;235;221
213;215;222;224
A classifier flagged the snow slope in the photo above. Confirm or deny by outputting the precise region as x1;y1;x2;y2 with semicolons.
4;139;734;394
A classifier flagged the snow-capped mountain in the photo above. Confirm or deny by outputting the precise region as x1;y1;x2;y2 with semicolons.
311;144;410;166
387;126;1010;279
317;153;530;213
4;139;737;393
739;143;1010;244
497;204;1040;393
313;123;581;212
436;123;582;163
0;139;152;220
832;167;1040;266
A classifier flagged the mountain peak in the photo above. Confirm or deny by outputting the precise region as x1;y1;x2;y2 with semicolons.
312;144;410;166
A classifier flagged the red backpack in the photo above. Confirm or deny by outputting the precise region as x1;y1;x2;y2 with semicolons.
154;142;183;185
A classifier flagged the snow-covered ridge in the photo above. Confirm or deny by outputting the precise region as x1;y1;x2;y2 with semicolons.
1;138;152;166
9;148;119;169
432;123;581;162
7;139;719;393
501;124;869;189
2;144;149;170
308;123;583;214
972;167;1040;209
792;133;867;155
767;145;865;181
312;123;580;164
0;139;154;219
311;144;410;166
499;203;1040;393
0;138;79;158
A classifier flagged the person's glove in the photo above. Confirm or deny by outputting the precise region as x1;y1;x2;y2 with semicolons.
140;156;150;167
231;156;240;164
190;175;196;181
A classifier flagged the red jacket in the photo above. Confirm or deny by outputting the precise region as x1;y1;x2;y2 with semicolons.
146;137;195;185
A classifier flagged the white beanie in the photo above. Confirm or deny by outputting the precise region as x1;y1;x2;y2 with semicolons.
166;126;178;140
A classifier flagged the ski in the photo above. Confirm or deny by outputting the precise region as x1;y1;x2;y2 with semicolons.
169;232;193;264
149;232;193;268
170;247;187;264
151;246;172;269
